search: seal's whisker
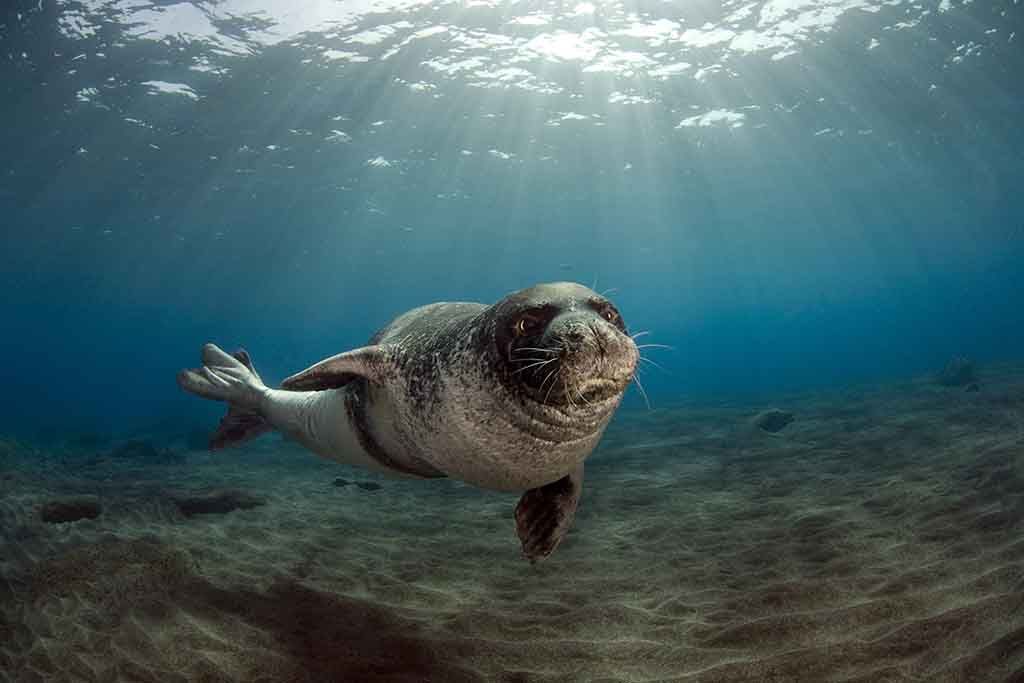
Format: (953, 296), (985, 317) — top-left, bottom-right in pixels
(513, 347), (559, 355)
(513, 359), (556, 375)
(575, 388), (593, 407)
(600, 287), (619, 297)
(638, 356), (668, 373)
(632, 374), (652, 410)
(512, 362), (553, 375)
(630, 330), (651, 340)
(541, 368), (561, 405)
(565, 385), (578, 410)
(636, 343), (674, 351)
(539, 366), (557, 391)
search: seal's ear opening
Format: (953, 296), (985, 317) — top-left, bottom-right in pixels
(281, 345), (393, 391)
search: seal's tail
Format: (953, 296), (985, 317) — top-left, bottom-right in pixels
(177, 343), (272, 450)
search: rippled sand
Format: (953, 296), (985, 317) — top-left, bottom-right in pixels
(2, 365), (1024, 682)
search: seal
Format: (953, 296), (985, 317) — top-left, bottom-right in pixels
(177, 282), (639, 562)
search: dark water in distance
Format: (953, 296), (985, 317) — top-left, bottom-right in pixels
(1, 0), (1022, 437)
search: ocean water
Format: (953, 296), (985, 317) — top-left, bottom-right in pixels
(3, 1), (1024, 681)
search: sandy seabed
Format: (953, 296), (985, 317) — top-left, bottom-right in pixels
(2, 365), (1024, 682)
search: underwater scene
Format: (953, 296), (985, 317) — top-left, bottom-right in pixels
(2, 0), (1024, 680)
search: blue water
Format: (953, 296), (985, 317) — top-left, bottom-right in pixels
(1, 0), (1022, 438)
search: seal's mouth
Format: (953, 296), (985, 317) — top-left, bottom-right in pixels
(574, 377), (622, 403)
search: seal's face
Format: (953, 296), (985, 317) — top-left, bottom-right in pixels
(491, 282), (639, 411)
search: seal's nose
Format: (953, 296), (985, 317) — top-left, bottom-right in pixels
(565, 325), (586, 345)
(550, 312), (617, 356)
(553, 315), (593, 353)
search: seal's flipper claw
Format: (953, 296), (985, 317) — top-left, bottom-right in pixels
(281, 345), (394, 391)
(515, 464), (584, 563)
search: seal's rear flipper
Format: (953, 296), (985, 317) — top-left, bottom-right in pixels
(515, 464), (584, 563)
(210, 403), (271, 450)
(177, 344), (271, 450)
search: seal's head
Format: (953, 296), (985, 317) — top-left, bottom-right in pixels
(488, 282), (639, 413)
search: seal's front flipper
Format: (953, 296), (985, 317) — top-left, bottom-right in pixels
(515, 464), (584, 563)
(281, 345), (396, 391)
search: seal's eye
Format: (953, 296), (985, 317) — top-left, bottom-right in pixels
(513, 315), (540, 337)
(600, 306), (620, 324)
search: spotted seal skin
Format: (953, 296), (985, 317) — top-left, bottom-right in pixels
(177, 282), (639, 561)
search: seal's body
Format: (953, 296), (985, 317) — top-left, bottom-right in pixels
(178, 282), (638, 561)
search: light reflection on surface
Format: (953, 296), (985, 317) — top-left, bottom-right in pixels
(55, 0), (993, 115)
(2, 0), (1016, 290)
